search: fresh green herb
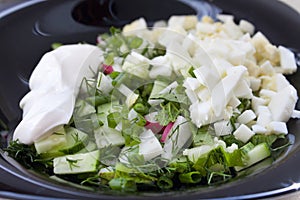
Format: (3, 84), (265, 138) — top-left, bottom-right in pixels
(250, 134), (285, 147)
(66, 157), (81, 170)
(193, 125), (214, 147)
(221, 135), (245, 147)
(155, 102), (181, 126)
(237, 98), (252, 112)
(188, 66), (196, 78)
(81, 174), (101, 186)
(5, 140), (52, 174)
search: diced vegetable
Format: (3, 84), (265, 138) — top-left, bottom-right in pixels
(53, 150), (100, 174)
(94, 126), (125, 149)
(235, 143), (271, 171)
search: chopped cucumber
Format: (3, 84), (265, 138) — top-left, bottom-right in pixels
(240, 142), (255, 154)
(97, 101), (119, 114)
(74, 99), (96, 118)
(235, 142), (271, 171)
(59, 127), (89, 154)
(97, 101), (121, 126)
(37, 127), (89, 158)
(78, 141), (97, 153)
(53, 150), (100, 174)
(94, 126), (125, 149)
(34, 127), (66, 154)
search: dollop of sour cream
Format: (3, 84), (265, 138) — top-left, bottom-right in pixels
(13, 44), (104, 144)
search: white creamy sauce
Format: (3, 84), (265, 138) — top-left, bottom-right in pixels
(13, 44), (104, 144)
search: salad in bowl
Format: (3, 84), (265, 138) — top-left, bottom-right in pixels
(6, 14), (299, 192)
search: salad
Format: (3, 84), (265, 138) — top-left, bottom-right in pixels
(7, 15), (299, 192)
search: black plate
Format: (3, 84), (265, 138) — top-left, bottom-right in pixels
(0, 0), (300, 199)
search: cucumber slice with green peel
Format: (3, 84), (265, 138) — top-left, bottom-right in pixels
(36, 127), (89, 158)
(240, 142), (255, 154)
(34, 127), (67, 154)
(235, 142), (271, 171)
(53, 150), (100, 174)
(59, 127), (89, 154)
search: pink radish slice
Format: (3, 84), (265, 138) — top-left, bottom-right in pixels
(145, 121), (164, 134)
(103, 64), (114, 75)
(160, 122), (174, 143)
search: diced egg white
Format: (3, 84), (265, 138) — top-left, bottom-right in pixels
(185, 89), (198, 103)
(234, 80), (253, 99)
(122, 18), (147, 36)
(239, 19), (255, 35)
(259, 89), (277, 99)
(251, 96), (267, 114)
(251, 124), (268, 134)
(189, 101), (214, 127)
(149, 56), (172, 78)
(184, 77), (202, 91)
(214, 120), (233, 136)
(278, 46), (297, 74)
(139, 129), (163, 161)
(122, 52), (150, 78)
(275, 73), (290, 91)
(267, 121), (288, 135)
(292, 110), (300, 119)
(256, 106), (273, 126)
(211, 66), (247, 117)
(228, 96), (241, 108)
(260, 61), (275, 76)
(193, 65), (220, 91)
(233, 124), (255, 143)
(217, 14), (234, 23)
(249, 77), (261, 91)
(168, 15), (198, 30)
(237, 110), (256, 124)
(268, 85), (298, 122)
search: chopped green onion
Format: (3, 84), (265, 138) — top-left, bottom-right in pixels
(133, 103), (148, 115)
(157, 176), (173, 190)
(109, 71), (120, 79)
(109, 178), (137, 192)
(179, 171), (202, 184)
(135, 114), (147, 126)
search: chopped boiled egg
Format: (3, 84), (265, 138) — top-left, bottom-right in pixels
(233, 124), (255, 143)
(268, 85), (298, 122)
(278, 46), (297, 74)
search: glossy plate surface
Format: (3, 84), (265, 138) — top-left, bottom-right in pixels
(0, 0), (299, 199)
